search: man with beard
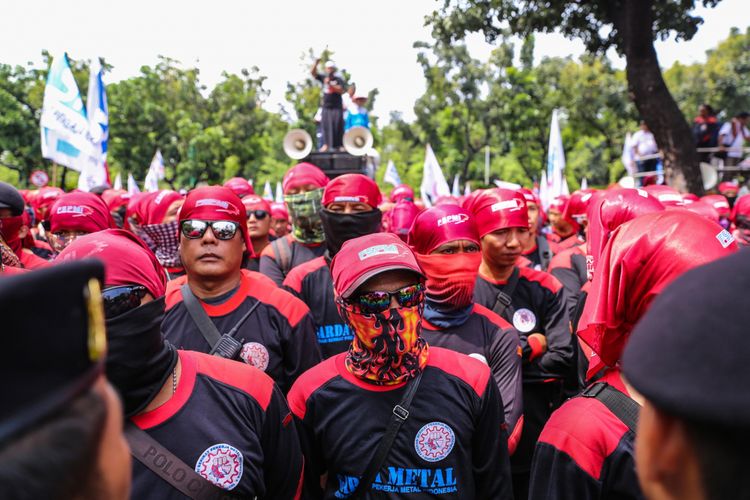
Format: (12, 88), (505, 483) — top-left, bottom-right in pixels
(0, 261), (131, 500)
(283, 174), (383, 358)
(260, 162), (329, 286)
(467, 188), (573, 500)
(57, 229), (304, 498)
(0, 181), (49, 269)
(288, 233), (513, 499)
(138, 190), (185, 279)
(161, 186), (320, 392)
(408, 204), (524, 454)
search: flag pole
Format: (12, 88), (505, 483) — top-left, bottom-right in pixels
(484, 145), (490, 185)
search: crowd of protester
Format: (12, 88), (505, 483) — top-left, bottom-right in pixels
(1, 162), (749, 500)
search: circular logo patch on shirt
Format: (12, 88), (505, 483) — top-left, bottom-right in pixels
(512, 308), (537, 333)
(415, 422), (455, 462)
(468, 353), (488, 365)
(195, 443), (243, 490)
(240, 342), (269, 371)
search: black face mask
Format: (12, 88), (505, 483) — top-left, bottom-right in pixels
(319, 208), (382, 256)
(105, 297), (177, 417)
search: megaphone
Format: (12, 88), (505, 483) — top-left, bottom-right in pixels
(343, 126), (373, 156)
(700, 162), (718, 191)
(283, 129), (313, 160)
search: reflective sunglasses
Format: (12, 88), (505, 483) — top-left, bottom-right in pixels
(347, 283), (424, 314)
(102, 285), (147, 319)
(180, 220), (239, 240)
(246, 210), (269, 220)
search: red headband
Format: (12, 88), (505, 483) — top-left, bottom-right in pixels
(178, 186), (253, 255)
(322, 174), (382, 208)
(466, 188), (529, 237)
(390, 184), (415, 203)
(142, 190), (183, 225)
(223, 177), (255, 198)
(731, 195), (750, 223)
(682, 201), (720, 224)
(701, 194), (731, 217)
(282, 162), (329, 194)
(49, 192), (116, 234)
(126, 192), (158, 225)
(408, 205), (479, 255)
(242, 195), (271, 213)
(386, 201), (421, 240)
(643, 185), (684, 207)
(270, 202), (289, 220)
(101, 189), (131, 212)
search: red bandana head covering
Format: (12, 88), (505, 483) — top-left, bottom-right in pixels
(682, 201), (720, 224)
(682, 193), (700, 204)
(331, 233), (428, 385)
(409, 205), (481, 308)
(179, 186), (253, 256)
(242, 195), (272, 214)
(579, 211), (737, 376)
(731, 195), (750, 245)
(49, 192), (116, 234)
(586, 188), (664, 279)
(465, 188), (528, 237)
(101, 189), (131, 212)
(643, 185), (684, 207)
(223, 177), (255, 199)
(390, 184), (415, 203)
(548, 195), (568, 214)
(385, 201), (421, 241)
(270, 202), (289, 220)
(563, 189), (597, 230)
(57, 228), (166, 298)
(701, 194), (731, 218)
(126, 192), (158, 226)
(718, 181), (739, 198)
(282, 162), (329, 194)
(31, 187), (64, 222)
(142, 190), (183, 225)
(322, 174), (381, 208)
(731, 195), (750, 223)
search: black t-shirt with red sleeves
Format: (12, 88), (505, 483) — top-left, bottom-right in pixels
(529, 369), (643, 500)
(287, 348), (513, 499)
(420, 304), (524, 454)
(548, 244), (588, 320)
(473, 267), (574, 383)
(162, 269), (322, 393)
(282, 255), (352, 359)
(259, 234), (327, 286)
(130, 350), (303, 499)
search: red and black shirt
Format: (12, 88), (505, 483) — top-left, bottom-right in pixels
(473, 267), (574, 382)
(163, 269), (322, 393)
(282, 256), (352, 359)
(421, 304), (524, 454)
(130, 350), (303, 499)
(548, 244), (588, 319)
(287, 348), (514, 499)
(259, 234), (326, 286)
(529, 369), (643, 500)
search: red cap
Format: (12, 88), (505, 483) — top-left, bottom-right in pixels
(385, 201), (421, 240)
(49, 192), (116, 234)
(322, 174), (382, 208)
(270, 202), (289, 220)
(242, 195), (271, 213)
(643, 185), (684, 207)
(731, 195), (750, 223)
(101, 189), (131, 212)
(57, 228), (166, 298)
(330, 233), (425, 299)
(178, 186), (253, 256)
(718, 181), (739, 197)
(579, 211), (737, 371)
(223, 177), (255, 198)
(142, 190), (183, 225)
(408, 205), (479, 255)
(466, 188), (529, 237)
(390, 184), (414, 203)
(282, 162), (329, 194)
(701, 194), (731, 217)
(682, 201), (720, 224)
(586, 188), (664, 278)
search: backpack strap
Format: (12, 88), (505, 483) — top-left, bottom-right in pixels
(491, 267), (520, 321)
(271, 236), (294, 277)
(536, 235), (552, 271)
(581, 382), (640, 433)
(570, 253), (588, 285)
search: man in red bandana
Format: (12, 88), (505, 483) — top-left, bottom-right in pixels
(529, 211), (737, 500)
(138, 190), (185, 279)
(0, 181), (49, 269)
(383, 199), (421, 242)
(242, 195), (273, 272)
(517, 187), (552, 271)
(161, 186), (321, 393)
(283, 174), (383, 358)
(260, 162), (329, 285)
(125, 192), (159, 251)
(58, 229), (303, 499)
(408, 204), (524, 454)
(101, 189), (131, 228)
(223, 177), (255, 198)
(546, 194), (586, 254)
(701, 193), (732, 229)
(730, 194), (750, 245)
(288, 233), (513, 499)
(47, 191), (116, 254)
(270, 202), (290, 238)
(467, 188), (573, 499)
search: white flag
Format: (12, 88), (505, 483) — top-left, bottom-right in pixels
(77, 58), (110, 192)
(113, 172), (122, 190)
(539, 170), (551, 211)
(621, 132), (635, 176)
(464, 181), (471, 197)
(420, 145), (451, 207)
(275, 182), (283, 203)
(127, 173), (141, 194)
(263, 181), (273, 201)
(144, 150), (164, 192)
(546, 109), (567, 202)
(41, 53), (98, 173)
(494, 180), (522, 190)
(383, 160), (401, 187)
(581, 177), (588, 190)
(452, 175), (461, 197)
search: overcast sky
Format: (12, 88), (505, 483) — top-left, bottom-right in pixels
(3, 0), (748, 122)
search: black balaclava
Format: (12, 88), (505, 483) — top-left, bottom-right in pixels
(319, 208), (382, 257)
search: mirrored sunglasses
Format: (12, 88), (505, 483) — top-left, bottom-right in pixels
(180, 220), (239, 240)
(102, 285), (147, 319)
(347, 283), (424, 314)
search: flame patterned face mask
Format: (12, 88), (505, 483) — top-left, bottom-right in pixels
(338, 300), (429, 386)
(284, 188), (325, 244)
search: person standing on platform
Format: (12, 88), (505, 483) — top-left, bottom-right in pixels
(311, 58), (346, 152)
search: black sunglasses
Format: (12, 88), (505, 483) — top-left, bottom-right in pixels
(102, 285), (147, 319)
(246, 210), (268, 220)
(346, 283), (424, 314)
(180, 220), (239, 240)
